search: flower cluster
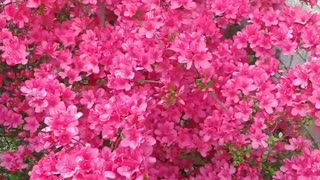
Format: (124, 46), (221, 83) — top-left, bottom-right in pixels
(0, 0), (320, 179)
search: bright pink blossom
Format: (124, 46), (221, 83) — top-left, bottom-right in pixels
(292, 66), (310, 88)
(82, 0), (97, 4)
(0, 37), (29, 66)
(0, 1), (320, 179)
(250, 130), (269, 149)
(24, 117), (40, 133)
(259, 93), (278, 114)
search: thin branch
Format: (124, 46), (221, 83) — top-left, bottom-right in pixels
(296, 51), (307, 62)
(137, 79), (164, 85)
(271, 120), (280, 133)
(276, 48), (289, 71)
(278, 57), (289, 71)
(72, 138), (86, 146)
(271, 75), (280, 84)
(98, 0), (106, 28)
(142, 80), (163, 84)
(209, 92), (230, 114)
(288, 55), (294, 69)
(301, 125), (319, 149)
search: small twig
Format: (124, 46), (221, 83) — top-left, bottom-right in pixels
(296, 50), (307, 62)
(271, 120), (280, 133)
(276, 49), (289, 71)
(72, 138), (86, 146)
(209, 92), (230, 114)
(138, 79), (164, 85)
(293, 12), (315, 29)
(279, 59), (289, 71)
(288, 55), (294, 69)
(301, 125), (319, 149)
(271, 75), (280, 84)
(98, 0), (106, 28)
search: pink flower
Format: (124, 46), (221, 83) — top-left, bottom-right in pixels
(154, 122), (177, 145)
(280, 40), (298, 55)
(29, 98), (49, 113)
(170, 0), (197, 10)
(250, 130), (269, 149)
(222, 80), (240, 104)
(169, 33), (190, 53)
(0, 106), (24, 128)
(120, 128), (143, 149)
(43, 104), (82, 146)
(82, 0), (97, 4)
(3, 4), (29, 28)
(217, 162), (236, 180)
(80, 90), (96, 109)
(178, 51), (212, 70)
(55, 23), (79, 47)
(234, 32), (248, 49)
(24, 117), (40, 133)
(292, 67), (309, 88)
(235, 77), (256, 96)
(55, 154), (79, 178)
(262, 11), (279, 26)
(301, 27), (319, 48)
(291, 102), (308, 117)
(117, 166), (134, 179)
(57, 131), (75, 146)
(59, 67), (82, 84)
(139, 20), (164, 39)
(107, 75), (132, 91)
(275, 150), (320, 179)
(27, 134), (49, 152)
(259, 93), (278, 114)
(21, 83), (49, 113)
(308, 89), (320, 109)
(234, 101), (253, 122)
(2, 1), (320, 179)
(0, 37), (28, 66)
(0, 152), (27, 173)
(194, 136), (212, 157)
(284, 136), (311, 152)
(26, 0), (56, 8)
(252, 114), (267, 130)
(123, 2), (139, 17)
(101, 124), (118, 139)
(26, 0), (42, 8)
(111, 54), (135, 80)
(193, 52), (212, 70)
(0, 154), (15, 170)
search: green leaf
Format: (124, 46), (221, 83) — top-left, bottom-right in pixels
(8, 174), (21, 180)
(249, 54), (257, 65)
(267, 166), (276, 176)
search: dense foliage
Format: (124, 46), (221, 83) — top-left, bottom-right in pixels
(0, 0), (320, 179)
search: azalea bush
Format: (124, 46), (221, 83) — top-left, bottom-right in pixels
(1, 0), (320, 179)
